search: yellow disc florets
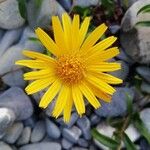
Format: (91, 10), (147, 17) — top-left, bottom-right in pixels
(55, 54), (85, 85)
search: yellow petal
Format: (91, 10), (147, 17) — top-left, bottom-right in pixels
(24, 69), (54, 80)
(52, 16), (67, 52)
(87, 82), (111, 102)
(25, 77), (55, 95)
(39, 79), (61, 108)
(86, 47), (120, 64)
(78, 17), (91, 49)
(15, 60), (48, 69)
(35, 28), (60, 56)
(82, 36), (117, 57)
(23, 50), (55, 63)
(62, 13), (72, 51)
(72, 85), (85, 115)
(87, 62), (121, 72)
(63, 96), (73, 123)
(92, 36), (117, 51)
(80, 23), (107, 52)
(71, 15), (80, 51)
(52, 85), (70, 118)
(92, 72), (123, 84)
(86, 74), (116, 95)
(79, 81), (101, 109)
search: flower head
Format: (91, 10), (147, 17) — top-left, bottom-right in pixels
(16, 13), (122, 122)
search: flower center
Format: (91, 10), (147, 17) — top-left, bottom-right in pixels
(55, 55), (85, 85)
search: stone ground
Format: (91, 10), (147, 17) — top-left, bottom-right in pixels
(0, 0), (150, 150)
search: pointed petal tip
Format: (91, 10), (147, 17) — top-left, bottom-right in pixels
(62, 12), (69, 18)
(39, 102), (47, 109)
(52, 111), (59, 119)
(15, 61), (19, 65)
(35, 27), (41, 31)
(35, 27), (43, 34)
(118, 79), (123, 84)
(102, 23), (108, 28)
(95, 104), (101, 109)
(15, 60), (23, 65)
(22, 49), (31, 54)
(64, 119), (70, 124)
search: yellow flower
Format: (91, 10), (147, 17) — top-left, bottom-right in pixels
(16, 13), (122, 122)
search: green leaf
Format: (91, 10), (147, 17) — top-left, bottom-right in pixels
(126, 93), (133, 116)
(123, 132), (137, 150)
(34, 0), (43, 8)
(101, 0), (115, 17)
(133, 112), (150, 144)
(136, 21), (150, 27)
(137, 4), (150, 15)
(28, 37), (40, 42)
(107, 118), (125, 129)
(123, 0), (129, 8)
(73, 6), (91, 19)
(101, 0), (114, 6)
(91, 128), (119, 149)
(17, 0), (27, 19)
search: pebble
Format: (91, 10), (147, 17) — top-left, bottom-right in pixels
(0, 108), (16, 133)
(30, 120), (46, 143)
(109, 25), (120, 34)
(57, 0), (71, 10)
(0, 44), (25, 75)
(67, 113), (79, 128)
(0, 87), (33, 120)
(23, 115), (37, 129)
(141, 82), (150, 94)
(0, 0), (25, 29)
(136, 66), (150, 83)
(95, 123), (140, 150)
(0, 42), (44, 75)
(95, 87), (134, 117)
(24, 38), (44, 52)
(0, 27), (23, 56)
(17, 127), (31, 146)
(120, 0), (150, 63)
(110, 60), (129, 80)
(140, 108), (150, 133)
(21, 27), (44, 52)
(89, 145), (97, 150)
(125, 124), (140, 142)
(116, 49), (133, 64)
(62, 138), (73, 149)
(73, 0), (99, 7)
(140, 138), (150, 150)
(0, 29), (5, 40)
(56, 112), (78, 128)
(71, 147), (88, 150)
(95, 123), (116, 150)
(45, 100), (55, 116)
(41, 135), (52, 142)
(78, 138), (89, 148)
(0, 27), (23, 57)
(27, 0), (65, 29)
(0, 142), (13, 150)
(19, 142), (61, 150)
(62, 126), (82, 143)
(3, 122), (24, 144)
(2, 69), (26, 88)
(45, 118), (61, 139)
(77, 116), (91, 140)
(11, 146), (18, 150)
(90, 114), (101, 126)
(19, 26), (35, 44)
